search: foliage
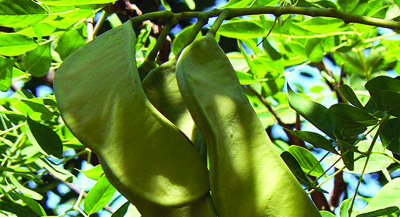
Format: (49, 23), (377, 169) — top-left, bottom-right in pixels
(0, 0), (399, 217)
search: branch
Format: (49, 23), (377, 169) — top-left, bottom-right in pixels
(131, 6), (400, 30)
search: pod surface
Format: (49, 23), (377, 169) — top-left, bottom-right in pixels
(176, 35), (321, 217)
(54, 21), (209, 207)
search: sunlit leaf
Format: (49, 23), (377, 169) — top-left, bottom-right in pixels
(219, 20), (267, 39)
(24, 43), (52, 77)
(288, 146), (326, 177)
(288, 86), (335, 139)
(357, 178), (400, 217)
(0, 56), (14, 91)
(286, 130), (338, 154)
(0, 33), (37, 56)
(0, 0), (47, 28)
(84, 175), (116, 215)
(39, 0), (117, 6)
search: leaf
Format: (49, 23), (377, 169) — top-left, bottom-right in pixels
(36, 158), (75, 182)
(338, 140), (355, 171)
(339, 198), (352, 217)
(221, 0), (254, 8)
(11, 99), (55, 121)
(84, 175), (116, 216)
(326, 141), (393, 174)
(296, 17), (345, 33)
(8, 174), (43, 200)
(0, 200), (40, 217)
(339, 84), (364, 110)
(0, 0), (48, 28)
(357, 178), (400, 217)
(365, 76), (400, 111)
(111, 202), (130, 217)
(380, 90), (400, 117)
(380, 117), (400, 153)
(280, 151), (314, 188)
(183, 0), (196, 10)
(79, 165), (104, 180)
(320, 210), (336, 217)
(305, 38), (323, 62)
(24, 43), (52, 77)
(55, 27), (86, 60)
(218, 20), (267, 39)
(39, 0), (117, 6)
(172, 24), (201, 55)
(288, 146), (326, 177)
(14, 193), (46, 216)
(26, 116), (63, 158)
(286, 130), (338, 154)
(338, 0), (360, 12)
(0, 56), (14, 91)
(288, 85), (335, 139)
(329, 104), (378, 126)
(0, 33), (37, 56)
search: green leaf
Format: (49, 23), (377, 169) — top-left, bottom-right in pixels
(0, 56), (14, 91)
(305, 38), (324, 62)
(183, 0), (196, 10)
(11, 99), (55, 121)
(287, 146), (326, 177)
(160, 0), (171, 11)
(339, 198), (352, 217)
(329, 104), (378, 126)
(36, 158), (75, 182)
(0, 0), (47, 28)
(339, 84), (364, 109)
(380, 117), (400, 152)
(221, 0), (254, 8)
(14, 193), (46, 216)
(218, 20), (267, 39)
(24, 43), (51, 77)
(357, 178), (400, 217)
(296, 17), (345, 33)
(320, 210), (336, 217)
(326, 141), (393, 174)
(338, 140), (355, 171)
(251, 0), (280, 7)
(26, 116), (63, 158)
(8, 174), (43, 200)
(55, 27), (86, 60)
(0, 200), (40, 217)
(79, 165), (104, 180)
(286, 130), (338, 154)
(380, 90), (400, 117)
(0, 33), (37, 56)
(280, 151), (314, 188)
(111, 202), (130, 217)
(172, 24), (201, 55)
(84, 175), (116, 216)
(288, 85), (335, 139)
(365, 76), (400, 111)
(338, 0), (360, 12)
(39, 0), (117, 6)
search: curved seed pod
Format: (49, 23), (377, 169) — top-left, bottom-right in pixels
(142, 59), (194, 137)
(54, 21), (209, 207)
(176, 34), (321, 217)
(138, 59), (157, 80)
(142, 60), (208, 162)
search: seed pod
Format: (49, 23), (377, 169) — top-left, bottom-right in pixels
(54, 21), (209, 208)
(176, 34), (321, 217)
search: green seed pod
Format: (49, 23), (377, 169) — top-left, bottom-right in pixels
(54, 21), (209, 208)
(143, 60), (208, 162)
(176, 34), (321, 217)
(138, 59), (157, 80)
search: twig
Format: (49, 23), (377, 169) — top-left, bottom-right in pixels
(131, 6), (400, 30)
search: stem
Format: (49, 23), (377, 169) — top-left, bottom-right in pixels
(146, 19), (177, 62)
(177, 14), (209, 56)
(347, 114), (391, 217)
(131, 6), (400, 30)
(207, 9), (231, 37)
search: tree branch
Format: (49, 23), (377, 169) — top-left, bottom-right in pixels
(131, 6), (400, 30)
